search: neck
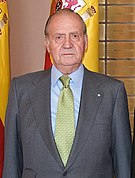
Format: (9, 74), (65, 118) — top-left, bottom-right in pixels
(55, 64), (81, 75)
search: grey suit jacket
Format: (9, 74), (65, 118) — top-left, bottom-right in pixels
(2, 67), (132, 178)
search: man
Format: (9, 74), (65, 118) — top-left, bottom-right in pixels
(2, 9), (131, 178)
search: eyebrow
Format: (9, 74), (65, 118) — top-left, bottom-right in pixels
(54, 31), (80, 35)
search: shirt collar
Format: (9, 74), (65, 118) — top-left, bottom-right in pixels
(51, 64), (84, 88)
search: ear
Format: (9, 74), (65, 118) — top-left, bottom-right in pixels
(44, 37), (50, 53)
(84, 34), (88, 50)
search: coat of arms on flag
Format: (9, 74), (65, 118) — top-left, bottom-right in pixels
(53, 0), (96, 22)
(0, 11), (8, 35)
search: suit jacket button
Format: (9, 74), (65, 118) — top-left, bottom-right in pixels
(63, 171), (67, 176)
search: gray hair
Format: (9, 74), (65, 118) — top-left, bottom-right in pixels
(44, 8), (87, 36)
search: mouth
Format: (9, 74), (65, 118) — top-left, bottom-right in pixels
(62, 53), (74, 56)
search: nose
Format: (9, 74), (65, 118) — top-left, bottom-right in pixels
(63, 36), (73, 48)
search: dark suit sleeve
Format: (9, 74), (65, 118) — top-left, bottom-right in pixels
(2, 79), (23, 178)
(132, 109), (135, 178)
(112, 82), (132, 178)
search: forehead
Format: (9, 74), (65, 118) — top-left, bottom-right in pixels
(47, 12), (83, 34)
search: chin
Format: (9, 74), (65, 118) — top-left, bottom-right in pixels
(61, 58), (78, 64)
(62, 62), (78, 66)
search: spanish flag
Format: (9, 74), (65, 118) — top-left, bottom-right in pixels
(0, 1), (10, 177)
(45, 0), (99, 72)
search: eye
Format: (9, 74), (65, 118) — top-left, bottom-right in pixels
(71, 33), (79, 41)
(55, 35), (64, 42)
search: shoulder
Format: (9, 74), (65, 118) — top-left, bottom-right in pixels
(11, 69), (51, 90)
(84, 67), (125, 92)
(84, 67), (123, 84)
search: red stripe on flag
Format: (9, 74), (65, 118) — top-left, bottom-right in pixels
(44, 0), (63, 70)
(44, 50), (52, 70)
(0, 119), (4, 178)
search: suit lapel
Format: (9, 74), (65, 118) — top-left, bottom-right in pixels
(66, 68), (104, 169)
(29, 70), (63, 167)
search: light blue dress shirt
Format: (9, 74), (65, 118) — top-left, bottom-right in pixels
(51, 64), (84, 135)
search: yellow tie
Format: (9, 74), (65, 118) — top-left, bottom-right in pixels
(55, 75), (75, 166)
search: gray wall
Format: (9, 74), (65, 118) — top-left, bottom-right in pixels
(7, 0), (50, 78)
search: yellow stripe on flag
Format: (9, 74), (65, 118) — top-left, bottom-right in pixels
(76, 0), (99, 72)
(0, 1), (10, 125)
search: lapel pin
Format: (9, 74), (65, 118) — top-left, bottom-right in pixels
(97, 93), (101, 97)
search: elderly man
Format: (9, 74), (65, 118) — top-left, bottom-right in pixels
(2, 9), (131, 178)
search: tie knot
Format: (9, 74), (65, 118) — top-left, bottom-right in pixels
(60, 75), (70, 87)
